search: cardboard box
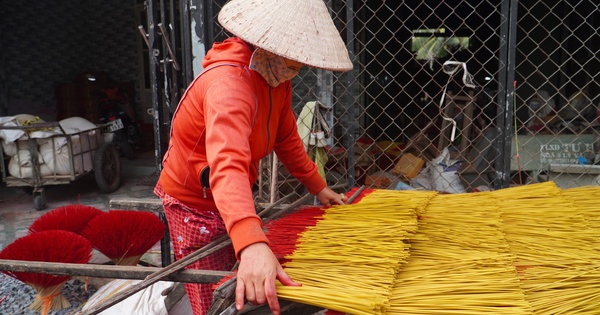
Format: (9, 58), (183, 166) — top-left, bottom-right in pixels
(365, 171), (400, 189)
(392, 153), (425, 179)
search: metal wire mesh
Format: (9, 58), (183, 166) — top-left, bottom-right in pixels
(201, 0), (598, 201)
(514, 0), (599, 188)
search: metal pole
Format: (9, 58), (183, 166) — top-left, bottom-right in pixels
(148, 0), (166, 172)
(494, 0), (518, 190)
(269, 153), (278, 204)
(345, 0), (356, 188)
(168, 0), (182, 105)
(180, 0), (194, 86)
(501, 0), (519, 188)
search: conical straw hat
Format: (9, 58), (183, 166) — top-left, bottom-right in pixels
(218, 0), (353, 72)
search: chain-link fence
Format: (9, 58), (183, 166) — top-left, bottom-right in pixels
(514, 0), (599, 188)
(198, 0), (598, 202)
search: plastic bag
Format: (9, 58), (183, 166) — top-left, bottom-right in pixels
(429, 148), (466, 194)
(82, 279), (172, 315)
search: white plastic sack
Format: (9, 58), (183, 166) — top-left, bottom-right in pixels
(59, 117), (97, 172)
(8, 149), (52, 178)
(37, 117), (98, 175)
(39, 135), (96, 175)
(39, 141), (73, 175)
(59, 116), (98, 134)
(0, 114), (43, 143)
(82, 279), (172, 315)
(429, 148), (466, 194)
(2, 139), (28, 157)
(27, 116), (97, 139)
(410, 170), (433, 190)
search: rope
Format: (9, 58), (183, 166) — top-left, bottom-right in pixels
(439, 60), (476, 144)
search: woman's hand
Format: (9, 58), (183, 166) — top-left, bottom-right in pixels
(316, 186), (348, 207)
(236, 243), (301, 315)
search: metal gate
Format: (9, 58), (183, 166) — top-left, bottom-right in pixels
(147, 0), (599, 202)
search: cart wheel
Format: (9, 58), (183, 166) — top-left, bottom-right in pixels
(33, 191), (46, 211)
(95, 142), (121, 193)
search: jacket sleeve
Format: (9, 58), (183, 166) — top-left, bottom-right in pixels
(273, 85), (327, 195)
(203, 73), (269, 258)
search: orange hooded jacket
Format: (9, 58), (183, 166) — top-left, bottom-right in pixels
(158, 37), (327, 256)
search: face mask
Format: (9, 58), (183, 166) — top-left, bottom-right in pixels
(250, 49), (300, 87)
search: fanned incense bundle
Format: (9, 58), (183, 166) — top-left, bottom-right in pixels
(0, 230), (92, 315)
(81, 210), (166, 266)
(28, 204), (104, 234)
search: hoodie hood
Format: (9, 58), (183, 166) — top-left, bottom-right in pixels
(202, 37), (254, 69)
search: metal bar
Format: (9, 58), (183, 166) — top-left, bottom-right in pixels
(501, 0), (519, 188)
(158, 212), (172, 266)
(0, 122), (60, 129)
(158, 23), (181, 71)
(205, 0), (215, 47)
(258, 159), (264, 201)
(137, 25), (151, 50)
(494, 0), (519, 189)
(180, 0), (194, 86)
(259, 191), (294, 215)
(138, 25), (162, 67)
(167, 0), (182, 112)
(0, 259), (230, 283)
(345, 0), (356, 188)
(494, 0), (511, 190)
(27, 137), (42, 190)
(147, 0), (166, 172)
(159, 0), (173, 115)
(347, 185), (366, 204)
(269, 153), (278, 203)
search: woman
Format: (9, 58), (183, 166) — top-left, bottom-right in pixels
(155, 0), (353, 314)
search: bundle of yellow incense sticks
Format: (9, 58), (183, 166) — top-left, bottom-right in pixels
(389, 192), (532, 315)
(266, 182), (600, 315)
(270, 189), (435, 315)
(495, 182), (600, 314)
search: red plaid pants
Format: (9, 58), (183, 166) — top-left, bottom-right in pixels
(155, 183), (236, 315)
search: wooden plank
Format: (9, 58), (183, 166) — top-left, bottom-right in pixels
(244, 301), (323, 315)
(110, 197), (164, 212)
(164, 283), (188, 311)
(0, 259), (231, 283)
